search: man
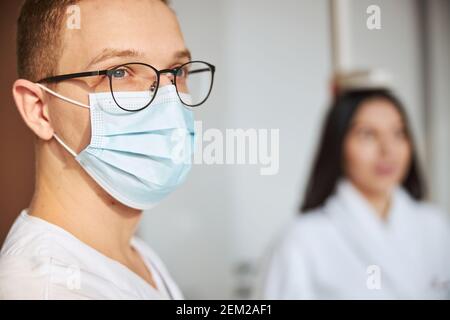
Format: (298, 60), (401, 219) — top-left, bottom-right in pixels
(0, 0), (215, 299)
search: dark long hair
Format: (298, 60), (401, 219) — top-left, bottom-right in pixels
(300, 89), (425, 213)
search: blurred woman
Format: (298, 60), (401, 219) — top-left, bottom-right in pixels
(259, 88), (450, 299)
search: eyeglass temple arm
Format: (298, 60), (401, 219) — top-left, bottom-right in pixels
(38, 70), (109, 83)
(188, 68), (214, 75)
(159, 66), (215, 76)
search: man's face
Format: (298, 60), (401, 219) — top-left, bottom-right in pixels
(48, 0), (189, 153)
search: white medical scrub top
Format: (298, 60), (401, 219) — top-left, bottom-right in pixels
(0, 210), (183, 300)
(258, 179), (450, 299)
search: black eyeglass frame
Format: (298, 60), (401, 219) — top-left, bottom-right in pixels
(38, 60), (216, 112)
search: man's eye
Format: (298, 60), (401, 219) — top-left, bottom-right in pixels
(176, 67), (188, 78)
(112, 69), (128, 79)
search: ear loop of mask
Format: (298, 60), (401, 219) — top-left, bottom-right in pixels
(36, 83), (90, 157)
(36, 83), (90, 108)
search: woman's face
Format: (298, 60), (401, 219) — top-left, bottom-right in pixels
(343, 98), (412, 196)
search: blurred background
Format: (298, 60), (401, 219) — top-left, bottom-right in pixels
(0, 0), (449, 299)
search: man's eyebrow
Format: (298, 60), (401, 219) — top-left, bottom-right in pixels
(85, 48), (192, 70)
(175, 49), (192, 61)
(85, 48), (144, 69)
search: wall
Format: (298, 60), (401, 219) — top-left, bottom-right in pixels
(425, 0), (450, 211)
(0, 1), (35, 245)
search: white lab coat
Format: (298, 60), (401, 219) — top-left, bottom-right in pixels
(258, 179), (450, 299)
(0, 210), (183, 300)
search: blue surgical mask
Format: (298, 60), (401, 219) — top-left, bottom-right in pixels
(37, 84), (195, 210)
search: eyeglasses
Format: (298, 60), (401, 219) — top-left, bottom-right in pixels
(38, 61), (216, 112)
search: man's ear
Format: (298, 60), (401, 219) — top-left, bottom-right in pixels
(12, 79), (54, 140)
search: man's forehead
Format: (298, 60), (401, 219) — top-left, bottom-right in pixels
(60, 0), (187, 71)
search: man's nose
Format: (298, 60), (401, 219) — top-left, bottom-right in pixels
(159, 73), (175, 86)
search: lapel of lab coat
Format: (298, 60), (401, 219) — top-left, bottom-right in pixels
(325, 179), (422, 298)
